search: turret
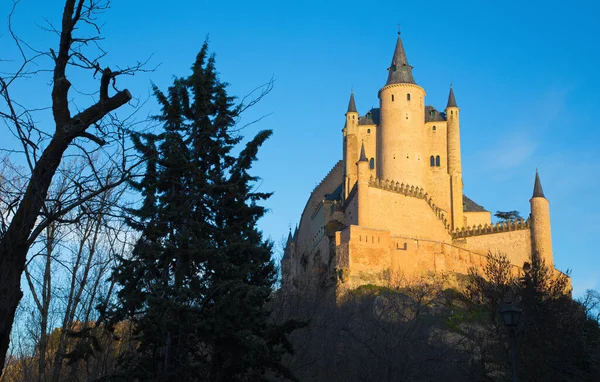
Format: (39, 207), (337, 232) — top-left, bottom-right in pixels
(343, 91), (360, 199)
(377, 32), (426, 186)
(530, 170), (554, 268)
(446, 85), (463, 229)
(357, 142), (370, 226)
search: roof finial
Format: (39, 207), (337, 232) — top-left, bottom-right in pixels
(359, 140), (368, 162)
(532, 169), (546, 198)
(347, 91), (357, 113)
(397, 23), (401, 35)
(386, 29), (416, 85)
(447, 84), (458, 108)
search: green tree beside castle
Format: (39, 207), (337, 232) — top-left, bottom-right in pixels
(107, 42), (298, 381)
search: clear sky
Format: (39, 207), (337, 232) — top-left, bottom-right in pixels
(2, 0), (600, 296)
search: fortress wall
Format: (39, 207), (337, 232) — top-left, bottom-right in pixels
(337, 226), (524, 291)
(365, 187), (451, 241)
(464, 211), (492, 227)
(295, 161), (343, 258)
(343, 191), (358, 227)
(340, 226), (393, 289)
(460, 229), (532, 269)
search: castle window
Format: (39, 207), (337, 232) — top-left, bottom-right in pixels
(367, 128), (371, 134)
(407, 93), (411, 101)
(369, 158), (375, 169)
(436, 155), (441, 167)
(391, 94), (395, 102)
(406, 113), (408, 119)
(432, 125), (436, 131)
(451, 110), (453, 115)
(430, 156), (435, 167)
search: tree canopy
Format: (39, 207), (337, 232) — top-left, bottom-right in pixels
(107, 42), (297, 381)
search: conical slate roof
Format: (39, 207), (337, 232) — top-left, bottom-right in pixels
(386, 33), (416, 85)
(359, 141), (368, 162)
(447, 85), (458, 108)
(347, 91), (357, 113)
(533, 170), (545, 198)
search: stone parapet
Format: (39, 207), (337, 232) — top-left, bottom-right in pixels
(452, 219), (530, 239)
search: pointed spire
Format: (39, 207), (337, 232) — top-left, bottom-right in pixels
(287, 229), (293, 244)
(532, 170), (546, 198)
(386, 32), (416, 85)
(347, 91), (357, 113)
(447, 84), (458, 108)
(359, 141), (368, 162)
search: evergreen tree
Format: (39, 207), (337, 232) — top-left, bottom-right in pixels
(108, 42), (297, 381)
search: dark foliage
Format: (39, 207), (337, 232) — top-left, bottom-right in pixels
(494, 210), (522, 222)
(106, 42), (298, 381)
(464, 253), (600, 381)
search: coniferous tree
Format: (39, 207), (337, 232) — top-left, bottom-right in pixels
(107, 42), (297, 381)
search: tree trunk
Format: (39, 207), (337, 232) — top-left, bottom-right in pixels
(0, 135), (69, 374)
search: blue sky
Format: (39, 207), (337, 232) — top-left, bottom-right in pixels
(2, 0), (600, 296)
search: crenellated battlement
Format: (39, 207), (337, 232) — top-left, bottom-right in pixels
(452, 219), (530, 239)
(310, 161), (343, 196)
(368, 176), (452, 231)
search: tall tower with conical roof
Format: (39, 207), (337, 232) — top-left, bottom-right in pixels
(343, 91), (359, 198)
(377, 32), (427, 186)
(446, 85), (463, 229)
(530, 170), (554, 268)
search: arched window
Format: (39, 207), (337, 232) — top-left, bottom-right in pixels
(407, 93), (411, 101)
(432, 125), (436, 131)
(436, 155), (441, 167)
(391, 94), (395, 102)
(430, 156), (435, 167)
(369, 158), (375, 169)
(367, 128), (371, 134)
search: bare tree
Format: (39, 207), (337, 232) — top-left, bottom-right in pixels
(0, 0), (149, 373)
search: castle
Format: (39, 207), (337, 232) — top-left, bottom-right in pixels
(282, 32), (557, 292)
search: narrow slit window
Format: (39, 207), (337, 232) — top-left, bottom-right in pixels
(407, 93), (411, 101)
(369, 158), (375, 169)
(436, 155), (441, 167)
(391, 94), (395, 102)
(430, 156), (435, 167)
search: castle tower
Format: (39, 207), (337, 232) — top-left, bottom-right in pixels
(357, 142), (370, 226)
(377, 32), (426, 186)
(530, 171), (554, 268)
(446, 85), (464, 229)
(343, 91), (359, 198)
